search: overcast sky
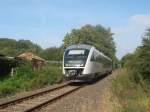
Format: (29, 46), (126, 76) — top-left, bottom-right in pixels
(0, 0), (150, 59)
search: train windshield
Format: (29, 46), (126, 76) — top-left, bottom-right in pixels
(64, 49), (89, 67)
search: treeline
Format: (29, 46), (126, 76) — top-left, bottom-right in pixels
(0, 39), (42, 57)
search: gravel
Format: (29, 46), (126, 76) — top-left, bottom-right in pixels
(41, 73), (114, 112)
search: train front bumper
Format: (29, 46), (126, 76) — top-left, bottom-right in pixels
(64, 67), (93, 81)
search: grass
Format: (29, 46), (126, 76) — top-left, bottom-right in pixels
(0, 61), (62, 98)
(112, 69), (150, 112)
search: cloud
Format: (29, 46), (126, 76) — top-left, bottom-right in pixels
(113, 13), (150, 36)
(130, 13), (150, 26)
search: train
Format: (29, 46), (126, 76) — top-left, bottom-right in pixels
(62, 44), (113, 82)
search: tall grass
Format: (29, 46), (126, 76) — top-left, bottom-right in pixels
(0, 61), (62, 98)
(112, 69), (150, 112)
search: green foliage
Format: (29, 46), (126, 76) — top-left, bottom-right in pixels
(42, 47), (63, 61)
(121, 53), (134, 67)
(0, 38), (43, 57)
(112, 69), (150, 112)
(0, 61), (62, 97)
(63, 24), (116, 60)
(29, 66), (62, 89)
(45, 61), (62, 67)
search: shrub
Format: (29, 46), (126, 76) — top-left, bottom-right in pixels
(0, 61), (62, 98)
(112, 69), (150, 112)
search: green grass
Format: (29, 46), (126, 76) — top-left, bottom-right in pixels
(0, 61), (62, 98)
(112, 69), (150, 112)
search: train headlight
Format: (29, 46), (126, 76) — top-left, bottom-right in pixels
(65, 64), (71, 67)
(65, 63), (84, 67)
(66, 70), (77, 76)
(65, 64), (69, 66)
(80, 63), (84, 66)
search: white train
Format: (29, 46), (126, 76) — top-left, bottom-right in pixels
(63, 44), (113, 81)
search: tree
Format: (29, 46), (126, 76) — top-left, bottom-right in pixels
(0, 38), (43, 57)
(121, 53), (134, 67)
(42, 47), (63, 61)
(17, 40), (43, 56)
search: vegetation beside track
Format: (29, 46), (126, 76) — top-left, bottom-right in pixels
(112, 29), (150, 112)
(112, 69), (150, 112)
(0, 61), (62, 98)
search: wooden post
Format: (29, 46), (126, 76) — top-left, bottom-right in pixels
(11, 68), (14, 77)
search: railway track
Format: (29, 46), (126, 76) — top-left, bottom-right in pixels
(0, 82), (85, 112)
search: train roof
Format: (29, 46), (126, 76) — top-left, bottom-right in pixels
(66, 44), (93, 50)
(99, 52), (112, 61)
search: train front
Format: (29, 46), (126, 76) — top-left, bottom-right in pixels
(63, 47), (90, 80)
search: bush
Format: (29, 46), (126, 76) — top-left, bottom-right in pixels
(0, 61), (62, 98)
(112, 69), (150, 112)
(28, 66), (62, 89)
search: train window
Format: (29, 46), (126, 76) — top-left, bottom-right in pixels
(102, 58), (111, 68)
(96, 55), (103, 63)
(64, 49), (89, 62)
(91, 51), (101, 62)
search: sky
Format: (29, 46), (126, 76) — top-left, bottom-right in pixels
(0, 0), (150, 59)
